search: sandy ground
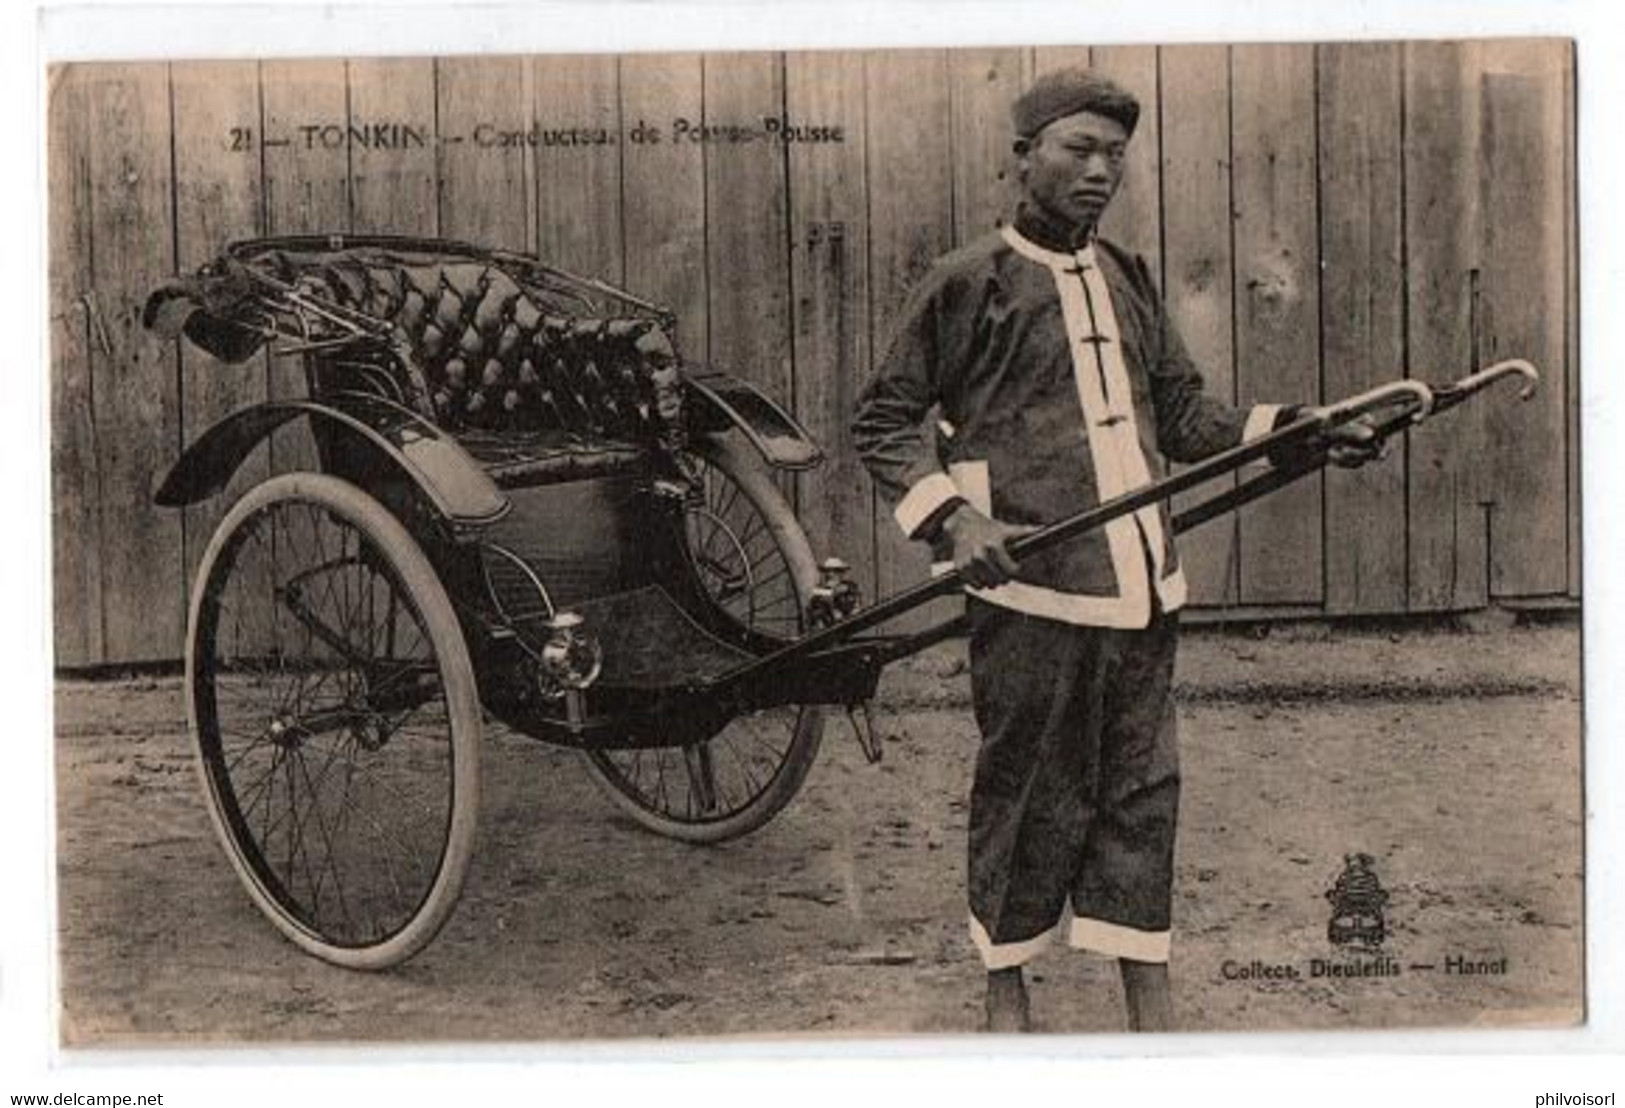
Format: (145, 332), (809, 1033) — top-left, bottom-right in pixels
(54, 620), (1584, 1045)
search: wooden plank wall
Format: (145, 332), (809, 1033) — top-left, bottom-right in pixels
(47, 41), (1579, 667)
(1319, 43), (1407, 615)
(1160, 45), (1239, 606)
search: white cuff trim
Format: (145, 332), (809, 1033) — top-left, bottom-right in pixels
(1242, 403), (1284, 445)
(970, 913), (1058, 970)
(894, 472), (961, 538)
(1155, 566), (1189, 612)
(1068, 916), (1171, 963)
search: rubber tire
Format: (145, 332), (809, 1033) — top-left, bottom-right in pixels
(580, 433), (826, 843)
(187, 473), (482, 970)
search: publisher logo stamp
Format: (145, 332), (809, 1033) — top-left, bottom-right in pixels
(1325, 852), (1390, 949)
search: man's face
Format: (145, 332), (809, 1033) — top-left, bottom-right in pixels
(1015, 110), (1128, 232)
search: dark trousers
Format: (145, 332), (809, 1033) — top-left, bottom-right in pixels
(966, 598), (1180, 968)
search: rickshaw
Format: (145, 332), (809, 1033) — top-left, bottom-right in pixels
(145, 234), (1537, 969)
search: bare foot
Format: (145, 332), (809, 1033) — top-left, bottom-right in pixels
(983, 967), (1032, 1032)
(1119, 959), (1172, 1032)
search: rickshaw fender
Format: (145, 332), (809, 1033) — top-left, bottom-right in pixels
(153, 399), (510, 530)
(684, 370), (824, 470)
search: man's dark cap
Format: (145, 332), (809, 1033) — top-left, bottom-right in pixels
(1012, 67), (1140, 139)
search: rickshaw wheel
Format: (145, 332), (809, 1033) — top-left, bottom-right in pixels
(187, 473), (481, 969)
(582, 433), (825, 843)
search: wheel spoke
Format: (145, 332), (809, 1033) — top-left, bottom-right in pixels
(292, 733), (354, 926)
(233, 743), (286, 823)
(681, 744), (719, 814)
(220, 730), (275, 777)
(719, 735), (764, 803)
(332, 788), (421, 897)
(341, 766), (448, 837)
(730, 510), (768, 553)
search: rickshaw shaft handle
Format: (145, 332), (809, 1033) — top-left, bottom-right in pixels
(708, 371), (1517, 688)
(1175, 360), (1538, 534)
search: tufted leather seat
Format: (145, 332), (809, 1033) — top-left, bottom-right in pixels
(259, 250), (677, 451)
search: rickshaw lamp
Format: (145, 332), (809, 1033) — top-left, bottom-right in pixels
(537, 611), (603, 699)
(809, 557), (861, 627)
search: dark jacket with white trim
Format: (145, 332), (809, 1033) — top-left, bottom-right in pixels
(852, 220), (1279, 628)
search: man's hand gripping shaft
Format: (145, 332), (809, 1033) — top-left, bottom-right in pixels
(942, 505), (1038, 588)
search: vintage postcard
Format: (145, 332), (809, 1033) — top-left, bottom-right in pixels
(46, 37), (1582, 1047)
